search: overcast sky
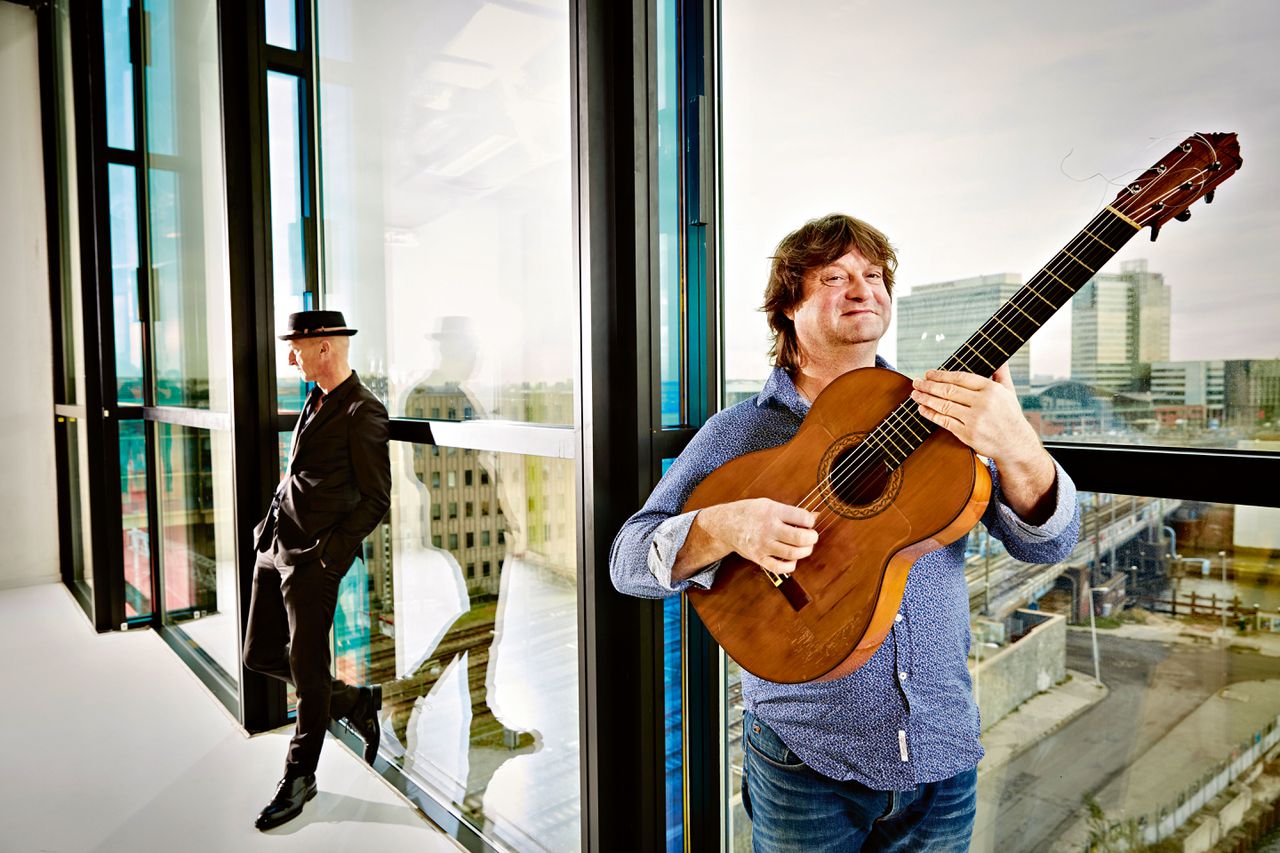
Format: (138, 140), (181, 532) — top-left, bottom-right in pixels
(720, 0), (1279, 382)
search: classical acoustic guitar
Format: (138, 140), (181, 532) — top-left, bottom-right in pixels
(684, 132), (1242, 684)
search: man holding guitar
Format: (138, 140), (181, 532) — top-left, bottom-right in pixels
(610, 214), (1081, 851)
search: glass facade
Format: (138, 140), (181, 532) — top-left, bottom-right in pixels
(333, 444), (579, 851)
(309, 3), (582, 846)
(62, 418), (95, 594)
(719, 2), (1280, 848)
(120, 420), (151, 618)
(157, 424), (237, 682)
(266, 69), (309, 411)
(53, 0), (85, 406)
(315, 0), (575, 425)
(718, 491), (1280, 850)
(264, 0), (298, 50)
(143, 0), (231, 411)
(107, 163), (144, 403)
(973, 494), (1280, 851)
(102, 0), (134, 151)
(657, 0), (682, 429)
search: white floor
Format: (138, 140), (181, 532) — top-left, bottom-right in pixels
(0, 583), (464, 853)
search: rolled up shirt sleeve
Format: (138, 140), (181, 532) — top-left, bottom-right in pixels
(609, 486), (722, 599)
(609, 410), (750, 599)
(648, 512), (720, 592)
(608, 390), (799, 601)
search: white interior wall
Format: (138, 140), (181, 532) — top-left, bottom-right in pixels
(0, 4), (61, 589)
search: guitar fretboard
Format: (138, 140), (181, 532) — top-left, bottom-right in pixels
(867, 206), (1142, 470)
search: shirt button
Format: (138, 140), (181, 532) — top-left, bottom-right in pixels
(895, 613), (903, 623)
(899, 671), (909, 681)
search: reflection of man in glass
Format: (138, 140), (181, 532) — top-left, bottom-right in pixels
(242, 310), (391, 831)
(610, 215), (1080, 851)
(393, 315), (539, 816)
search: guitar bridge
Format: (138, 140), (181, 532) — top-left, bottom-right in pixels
(778, 575), (811, 610)
(762, 569), (811, 610)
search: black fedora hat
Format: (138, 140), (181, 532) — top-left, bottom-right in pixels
(278, 310), (358, 341)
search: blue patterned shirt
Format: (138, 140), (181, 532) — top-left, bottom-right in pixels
(609, 362), (1080, 790)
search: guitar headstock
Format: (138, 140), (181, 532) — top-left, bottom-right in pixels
(1110, 132), (1242, 241)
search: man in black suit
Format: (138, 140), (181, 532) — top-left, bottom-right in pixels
(243, 310), (392, 831)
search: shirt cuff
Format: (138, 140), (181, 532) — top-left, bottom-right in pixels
(648, 511), (720, 592)
(992, 458), (1077, 542)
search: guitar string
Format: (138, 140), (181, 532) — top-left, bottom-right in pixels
(780, 150), (1217, 548)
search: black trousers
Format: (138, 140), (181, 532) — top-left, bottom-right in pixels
(243, 547), (361, 776)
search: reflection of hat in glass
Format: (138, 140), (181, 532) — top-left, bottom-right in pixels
(278, 310), (359, 340)
(429, 316), (477, 340)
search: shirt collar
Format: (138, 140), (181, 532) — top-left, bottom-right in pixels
(756, 356), (893, 418)
(313, 370), (359, 400)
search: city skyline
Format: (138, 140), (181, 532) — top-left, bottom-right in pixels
(721, 0), (1279, 385)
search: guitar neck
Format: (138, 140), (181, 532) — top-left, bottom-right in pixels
(869, 206), (1142, 470)
(939, 206), (1141, 375)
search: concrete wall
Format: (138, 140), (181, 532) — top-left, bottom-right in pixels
(1183, 816), (1218, 853)
(0, 4), (60, 590)
(1219, 787), (1252, 834)
(972, 610), (1067, 731)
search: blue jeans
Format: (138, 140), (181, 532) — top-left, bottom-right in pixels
(742, 711), (976, 852)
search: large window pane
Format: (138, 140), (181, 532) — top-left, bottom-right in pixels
(102, 0), (135, 150)
(143, 0), (231, 411)
(156, 425), (237, 683)
(973, 494), (1280, 850)
(266, 70), (309, 411)
(53, 0), (85, 405)
(656, 0), (681, 428)
(120, 420), (151, 618)
(316, 0), (575, 425)
(720, 2), (1279, 451)
(333, 438), (579, 851)
(108, 163), (144, 403)
(62, 418), (95, 594)
(264, 0), (298, 50)
(720, 487), (1280, 849)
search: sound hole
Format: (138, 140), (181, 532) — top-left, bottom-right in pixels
(818, 433), (903, 520)
(830, 445), (891, 507)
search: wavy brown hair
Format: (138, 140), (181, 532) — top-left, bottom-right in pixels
(763, 213), (898, 374)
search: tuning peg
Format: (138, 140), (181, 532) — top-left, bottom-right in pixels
(1205, 190), (1215, 204)
(1174, 209), (1192, 222)
(1149, 224), (1160, 242)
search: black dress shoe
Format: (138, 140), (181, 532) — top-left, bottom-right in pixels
(254, 773), (317, 831)
(347, 684), (382, 765)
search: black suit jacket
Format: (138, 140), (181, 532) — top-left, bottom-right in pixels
(254, 370), (391, 567)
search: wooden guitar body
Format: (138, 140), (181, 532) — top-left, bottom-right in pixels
(683, 367), (991, 684)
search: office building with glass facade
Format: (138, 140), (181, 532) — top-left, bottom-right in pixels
(1071, 260), (1172, 395)
(896, 273), (1032, 393)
